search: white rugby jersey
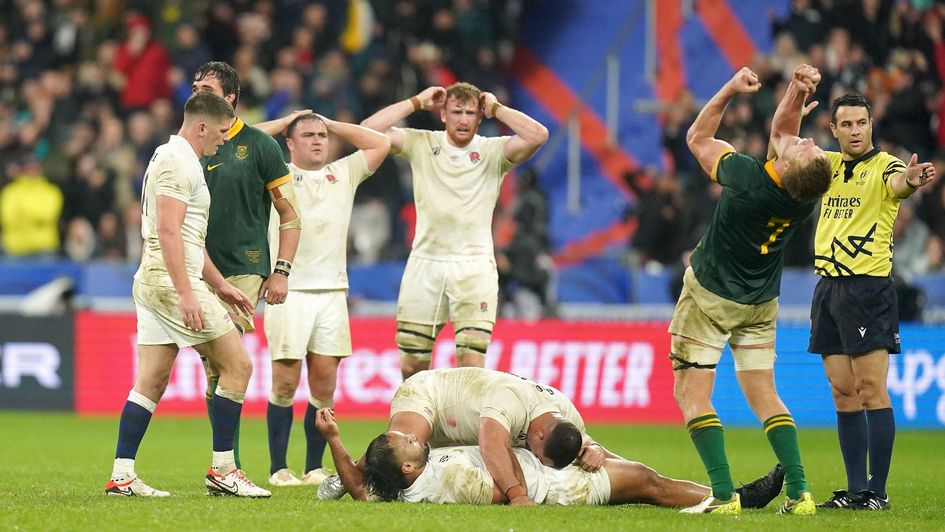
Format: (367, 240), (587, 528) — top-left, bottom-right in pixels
(135, 135), (209, 287)
(400, 446), (548, 504)
(267, 152), (371, 290)
(397, 129), (516, 259)
(413, 368), (586, 450)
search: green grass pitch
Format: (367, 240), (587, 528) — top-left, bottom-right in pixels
(1, 412), (942, 531)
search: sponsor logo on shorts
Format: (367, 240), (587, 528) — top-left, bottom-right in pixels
(480, 301), (488, 312)
(858, 327), (867, 338)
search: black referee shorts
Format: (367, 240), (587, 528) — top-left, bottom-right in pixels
(808, 275), (901, 355)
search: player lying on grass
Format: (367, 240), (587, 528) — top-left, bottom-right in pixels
(315, 367), (617, 505)
(315, 409), (784, 507)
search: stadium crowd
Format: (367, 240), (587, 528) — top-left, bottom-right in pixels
(0, 0), (943, 309)
(0, 0), (522, 262)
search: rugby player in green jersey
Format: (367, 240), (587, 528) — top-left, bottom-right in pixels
(192, 61), (302, 469)
(670, 64), (831, 515)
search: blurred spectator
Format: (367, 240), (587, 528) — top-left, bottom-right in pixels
(0, 155), (63, 257)
(112, 14), (171, 111)
(170, 22), (211, 80)
(498, 168), (555, 320)
(61, 153), (115, 228)
(63, 217), (96, 262)
(626, 169), (684, 269)
(96, 211), (126, 260)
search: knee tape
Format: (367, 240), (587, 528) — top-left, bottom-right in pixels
(731, 345), (777, 371)
(309, 396), (333, 410)
(669, 336), (721, 370)
(396, 324), (436, 360)
(269, 392), (294, 408)
(455, 326), (492, 357)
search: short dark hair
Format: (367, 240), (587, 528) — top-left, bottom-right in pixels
(183, 91), (234, 121)
(782, 155), (831, 202)
(194, 61), (241, 107)
(362, 433), (407, 502)
(286, 112), (325, 138)
(830, 93), (871, 123)
(545, 421), (582, 469)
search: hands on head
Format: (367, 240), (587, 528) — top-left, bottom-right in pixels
(417, 86), (446, 110)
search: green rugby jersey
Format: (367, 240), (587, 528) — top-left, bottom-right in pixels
(203, 118), (291, 277)
(689, 151), (817, 304)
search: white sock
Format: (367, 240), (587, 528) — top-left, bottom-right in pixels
(211, 451), (236, 474)
(112, 458), (135, 480)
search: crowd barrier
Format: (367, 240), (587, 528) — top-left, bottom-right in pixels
(2, 312), (943, 428)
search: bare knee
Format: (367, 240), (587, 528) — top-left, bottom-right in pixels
(855, 375), (889, 409)
(401, 356), (430, 380)
(829, 376), (860, 409)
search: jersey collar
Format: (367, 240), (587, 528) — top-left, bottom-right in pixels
(764, 159), (783, 188)
(841, 147), (879, 182)
(227, 117), (245, 138)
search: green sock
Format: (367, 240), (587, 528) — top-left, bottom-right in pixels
(764, 414), (809, 499)
(688, 413), (734, 501)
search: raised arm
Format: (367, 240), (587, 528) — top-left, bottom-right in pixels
(254, 109), (313, 137)
(770, 64), (821, 160)
(890, 154), (937, 198)
(361, 86), (445, 154)
(480, 92), (549, 164)
(686, 67), (761, 177)
(315, 409), (370, 501)
(322, 115), (392, 172)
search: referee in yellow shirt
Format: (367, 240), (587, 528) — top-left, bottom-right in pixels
(810, 93), (936, 511)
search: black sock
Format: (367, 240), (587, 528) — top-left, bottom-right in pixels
(837, 410), (868, 493)
(866, 408), (895, 498)
(267, 402), (293, 475)
(304, 403), (327, 473)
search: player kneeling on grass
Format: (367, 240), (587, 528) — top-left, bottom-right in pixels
(315, 409), (785, 508)
(104, 91), (270, 498)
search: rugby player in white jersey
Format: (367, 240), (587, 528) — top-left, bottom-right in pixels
(318, 368), (630, 505)
(361, 83), (549, 381)
(315, 408), (785, 508)
(104, 91), (269, 498)
(253, 112), (390, 487)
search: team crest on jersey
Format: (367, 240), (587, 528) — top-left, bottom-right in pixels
(236, 145), (249, 160)
(326, 174), (337, 184)
(469, 151), (481, 164)
(480, 301), (488, 312)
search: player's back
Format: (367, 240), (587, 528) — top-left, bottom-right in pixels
(423, 367), (584, 448)
(691, 152), (817, 304)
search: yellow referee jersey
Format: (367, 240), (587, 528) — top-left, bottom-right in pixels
(813, 148), (906, 277)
